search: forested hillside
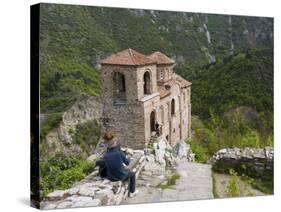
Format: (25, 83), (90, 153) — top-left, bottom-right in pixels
(39, 4), (273, 112)
(39, 3), (273, 150)
(37, 3), (274, 198)
(192, 48), (273, 129)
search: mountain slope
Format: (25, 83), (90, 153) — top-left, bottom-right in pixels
(39, 3), (273, 131)
(192, 48), (273, 131)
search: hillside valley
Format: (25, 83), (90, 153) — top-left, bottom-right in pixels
(35, 3), (274, 200)
(38, 3), (273, 164)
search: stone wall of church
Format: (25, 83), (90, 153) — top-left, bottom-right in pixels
(136, 65), (158, 100)
(143, 81), (191, 147)
(155, 65), (173, 82)
(101, 64), (191, 149)
(101, 65), (146, 149)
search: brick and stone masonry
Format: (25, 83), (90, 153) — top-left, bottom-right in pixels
(100, 49), (192, 149)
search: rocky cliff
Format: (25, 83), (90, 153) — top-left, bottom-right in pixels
(42, 96), (102, 156)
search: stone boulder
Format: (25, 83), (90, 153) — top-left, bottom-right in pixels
(173, 140), (187, 159)
(153, 138), (167, 165)
(87, 154), (100, 162)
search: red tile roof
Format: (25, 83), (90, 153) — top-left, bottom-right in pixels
(174, 73), (192, 88)
(148, 51), (175, 65)
(157, 74), (191, 99)
(100, 48), (156, 66)
(157, 85), (171, 99)
(161, 74), (191, 90)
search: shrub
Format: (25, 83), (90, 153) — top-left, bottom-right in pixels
(248, 177), (273, 194)
(46, 152), (82, 171)
(158, 174), (180, 190)
(40, 112), (63, 140)
(55, 167), (86, 190)
(72, 120), (101, 154)
(191, 115), (205, 130)
(240, 130), (261, 148)
(226, 169), (240, 197)
(39, 152), (96, 197)
(190, 139), (210, 163)
(190, 114), (273, 164)
(79, 160), (97, 175)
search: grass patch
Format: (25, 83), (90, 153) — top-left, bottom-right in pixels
(213, 160), (273, 195)
(241, 176), (273, 194)
(225, 169), (240, 197)
(158, 174), (180, 190)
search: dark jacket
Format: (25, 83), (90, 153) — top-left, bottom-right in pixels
(103, 146), (130, 181)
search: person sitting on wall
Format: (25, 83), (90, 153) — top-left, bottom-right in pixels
(102, 132), (139, 197)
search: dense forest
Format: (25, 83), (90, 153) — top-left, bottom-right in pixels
(38, 3), (273, 196)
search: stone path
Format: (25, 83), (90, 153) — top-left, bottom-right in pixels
(123, 160), (213, 204)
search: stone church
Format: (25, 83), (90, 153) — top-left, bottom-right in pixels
(100, 48), (191, 149)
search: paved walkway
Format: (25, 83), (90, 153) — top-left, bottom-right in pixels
(161, 161), (213, 201)
(123, 160), (213, 204)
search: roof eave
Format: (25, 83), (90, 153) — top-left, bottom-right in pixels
(157, 62), (176, 66)
(160, 92), (171, 99)
(100, 62), (157, 67)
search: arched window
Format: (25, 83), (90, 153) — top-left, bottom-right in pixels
(113, 72), (126, 103)
(171, 99), (175, 116)
(160, 106), (164, 125)
(143, 71), (151, 95)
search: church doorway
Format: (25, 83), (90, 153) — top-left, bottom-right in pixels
(150, 110), (156, 134)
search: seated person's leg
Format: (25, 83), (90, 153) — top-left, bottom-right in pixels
(96, 159), (107, 178)
(128, 171), (136, 193)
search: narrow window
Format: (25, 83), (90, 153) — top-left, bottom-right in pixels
(160, 70), (164, 80)
(171, 99), (175, 116)
(113, 72), (126, 103)
(143, 71), (151, 95)
(160, 106), (164, 124)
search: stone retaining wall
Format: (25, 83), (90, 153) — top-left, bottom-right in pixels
(41, 149), (145, 209)
(41, 138), (195, 209)
(211, 147), (273, 178)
